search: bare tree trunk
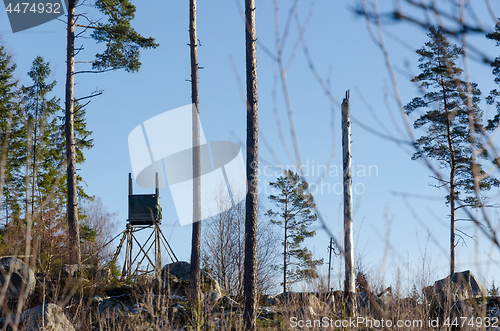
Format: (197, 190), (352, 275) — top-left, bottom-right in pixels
(328, 237), (333, 292)
(445, 103), (455, 314)
(243, 0), (259, 329)
(283, 220), (287, 293)
(31, 88), (38, 216)
(188, 0), (202, 326)
(442, 86), (455, 277)
(342, 91), (356, 316)
(449, 181), (456, 276)
(65, 0), (81, 265)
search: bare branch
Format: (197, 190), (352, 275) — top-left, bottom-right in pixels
(74, 68), (116, 74)
(74, 90), (103, 102)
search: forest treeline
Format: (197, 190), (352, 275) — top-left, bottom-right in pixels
(0, 0), (158, 280)
(0, 48), (118, 276)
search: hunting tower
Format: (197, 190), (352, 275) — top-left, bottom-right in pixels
(112, 173), (177, 280)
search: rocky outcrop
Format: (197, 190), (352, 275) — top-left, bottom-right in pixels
(422, 270), (486, 320)
(0, 303), (75, 331)
(162, 261), (191, 281)
(99, 295), (134, 319)
(423, 270), (486, 304)
(0, 257), (36, 301)
(161, 261), (223, 303)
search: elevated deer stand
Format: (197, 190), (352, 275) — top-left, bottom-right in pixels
(112, 173), (177, 281)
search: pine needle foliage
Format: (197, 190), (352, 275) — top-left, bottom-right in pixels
(266, 170), (323, 293)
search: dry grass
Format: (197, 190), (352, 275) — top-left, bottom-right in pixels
(0, 261), (490, 330)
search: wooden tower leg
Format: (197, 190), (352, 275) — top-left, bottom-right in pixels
(124, 227), (133, 279)
(121, 226), (130, 278)
(155, 224), (161, 277)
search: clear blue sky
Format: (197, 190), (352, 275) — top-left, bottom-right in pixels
(1, 0), (500, 294)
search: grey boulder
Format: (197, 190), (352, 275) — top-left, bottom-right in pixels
(0, 257), (36, 300)
(0, 303), (74, 331)
(162, 261), (191, 281)
(423, 270), (486, 303)
(161, 261), (223, 303)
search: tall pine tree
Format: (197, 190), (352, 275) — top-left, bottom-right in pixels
(266, 170), (323, 293)
(21, 56), (61, 216)
(64, 0), (158, 264)
(406, 26), (498, 276)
